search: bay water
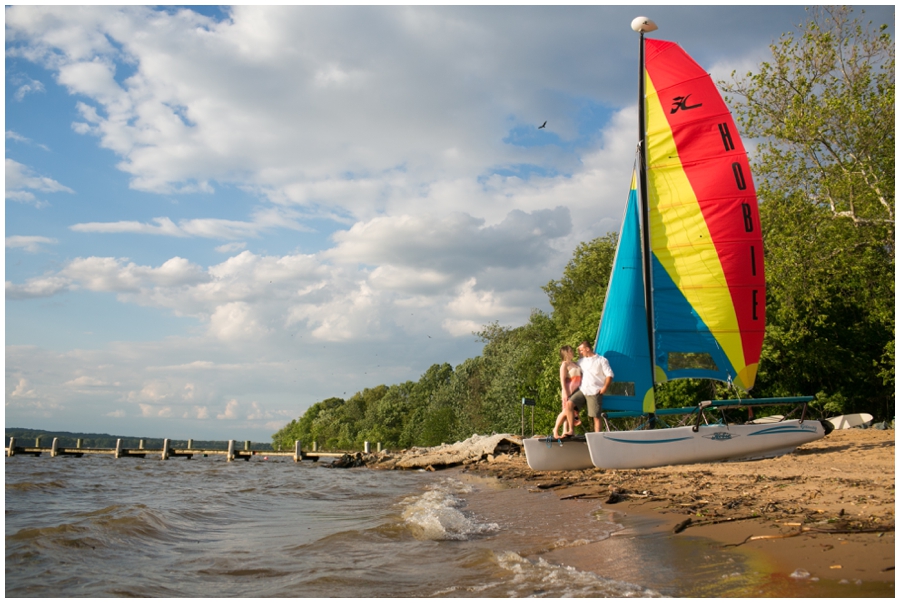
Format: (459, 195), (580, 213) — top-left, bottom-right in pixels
(6, 454), (882, 597)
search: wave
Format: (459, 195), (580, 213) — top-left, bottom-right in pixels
(6, 480), (66, 492)
(430, 551), (664, 598)
(398, 477), (499, 541)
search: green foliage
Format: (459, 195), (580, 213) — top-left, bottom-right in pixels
(722, 6), (894, 418)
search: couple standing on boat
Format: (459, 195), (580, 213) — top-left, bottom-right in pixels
(553, 342), (614, 439)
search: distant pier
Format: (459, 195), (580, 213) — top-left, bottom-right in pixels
(5, 437), (380, 463)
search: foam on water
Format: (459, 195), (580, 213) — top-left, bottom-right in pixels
(398, 477), (500, 541)
(430, 551), (663, 598)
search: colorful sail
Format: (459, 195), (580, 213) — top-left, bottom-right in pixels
(643, 38), (765, 391)
(595, 171), (655, 413)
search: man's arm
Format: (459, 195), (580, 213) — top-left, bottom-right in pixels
(600, 375), (612, 395)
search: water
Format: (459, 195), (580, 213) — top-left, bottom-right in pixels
(5, 454), (659, 597)
(5, 455), (888, 597)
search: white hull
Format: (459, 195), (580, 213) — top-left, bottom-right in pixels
(585, 419), (827, 470)
(826, 413), (873, 429)
(523, 436), (593, 471)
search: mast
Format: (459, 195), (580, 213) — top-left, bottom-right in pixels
(631, 17), (657, 387)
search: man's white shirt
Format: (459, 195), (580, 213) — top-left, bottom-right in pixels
(577, 355), (614, 395)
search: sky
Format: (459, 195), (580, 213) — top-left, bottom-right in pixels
(6, 5), (893, 442)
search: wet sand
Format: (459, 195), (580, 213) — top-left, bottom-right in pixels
(462, 428), (895, 596)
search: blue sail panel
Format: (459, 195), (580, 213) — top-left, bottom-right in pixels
(595, 175), (655, 413)
(652, 256), (738, 383)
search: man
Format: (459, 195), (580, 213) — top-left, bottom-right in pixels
(577, 340), (613, 432)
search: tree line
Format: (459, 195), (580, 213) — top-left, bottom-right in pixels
(272, 7), (894, 451)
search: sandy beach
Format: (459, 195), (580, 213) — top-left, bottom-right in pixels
(461, 428), (895, 596)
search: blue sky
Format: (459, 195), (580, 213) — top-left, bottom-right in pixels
(6, 6), (893, 441)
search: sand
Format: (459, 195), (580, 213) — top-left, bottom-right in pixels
(462, 428), (895, 595)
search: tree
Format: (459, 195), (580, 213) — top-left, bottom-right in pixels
(721, 6), (894, 417)
(271, 396), (344, 450)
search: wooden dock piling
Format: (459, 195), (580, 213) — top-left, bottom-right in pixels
(6, 436), (354, 463)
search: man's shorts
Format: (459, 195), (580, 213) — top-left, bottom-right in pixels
(584, 393), (603, 418)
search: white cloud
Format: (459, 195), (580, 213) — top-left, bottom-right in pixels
(6, 159), (73, 207)
(5, 6), (643, 204)
(10, 74), (45, 101)
(70, 208), (313, 240)
(10, 378), (37, 398)
(6, 235), (58, 253)
(65, 376), (107, 387)
(209, 302), (269, 341)
(6, 130), (50, 151)
(6, 276), (72, 300)
(215, 242), (247, 253)
(246, 401), (271, 420)
(218, 399), (239, 420)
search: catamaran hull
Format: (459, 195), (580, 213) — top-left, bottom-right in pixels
(585, 420), (827, 470)
(523, 436), (593, 471)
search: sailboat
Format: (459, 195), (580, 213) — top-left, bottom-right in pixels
(579, 17), (832, 470)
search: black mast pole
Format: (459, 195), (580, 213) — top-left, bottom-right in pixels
(636, 27), (657, 422)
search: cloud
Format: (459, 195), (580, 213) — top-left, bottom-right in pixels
(6, 130), (50, 151)
(6, 235), (58, 253)
(5, 159), (73, 207)
(71, 208), (313, 240)
(8, 73), (46, 101)
(209, 302), (269, 341)
(218, 399), (239, 420)
(10, 378), (37, 398)
(5, 6), (642, 203)
(58, 256), (209, 293)
(65, 376), (107, 387)
(70, 217), (186, 237)
(6, 276), (72, 300)
(328, 207), (571, 279)
(246, 401), (272, 420)
(215, 242), (247, 253)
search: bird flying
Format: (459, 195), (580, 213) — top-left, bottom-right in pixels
(538, 121), (547, 129)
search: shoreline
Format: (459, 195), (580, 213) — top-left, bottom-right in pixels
(460, 428), (895, 595)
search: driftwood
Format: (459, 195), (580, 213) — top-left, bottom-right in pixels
(719, 524), (895, 548)
(676, 514), (761, 532)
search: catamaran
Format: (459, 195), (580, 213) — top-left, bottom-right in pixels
(525, 17), (832, 472)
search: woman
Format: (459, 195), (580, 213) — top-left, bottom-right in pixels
(552, 345), (586, 438)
